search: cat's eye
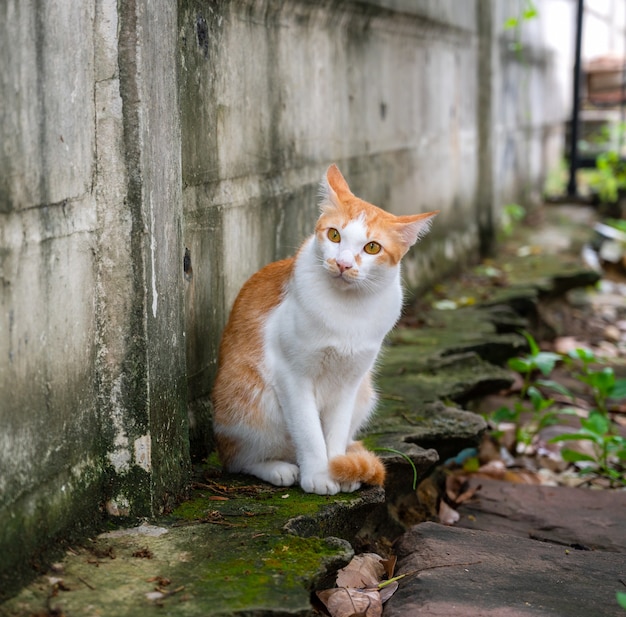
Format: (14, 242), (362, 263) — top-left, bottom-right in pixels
(327, 228), (341, 243)
(364, 241), (382, 255)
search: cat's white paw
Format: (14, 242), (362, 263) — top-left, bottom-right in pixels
(300, 471), (341, 496)
(268, 462), (300, 486)
(248, 461), (299, 487)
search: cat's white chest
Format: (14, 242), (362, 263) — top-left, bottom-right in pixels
(264, 256), (401, 380)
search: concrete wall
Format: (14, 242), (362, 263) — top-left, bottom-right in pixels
(180, 0), (486, 446)
(0, 0), (581, 594)
(0, 0), (189, 593)
(181, 0), (578, 449)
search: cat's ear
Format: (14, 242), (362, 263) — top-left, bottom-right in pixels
(319, 164), (353, 212)
(394, 210), (439, 249)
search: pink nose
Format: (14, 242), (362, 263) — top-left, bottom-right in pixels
(336, 250), (354, 273)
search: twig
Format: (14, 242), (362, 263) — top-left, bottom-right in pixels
(77, 576), (96, 590)
(191, 481), (230, 497)
(400, 559), (483, 579)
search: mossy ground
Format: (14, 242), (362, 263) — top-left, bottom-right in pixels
(2, 477), (358, 617)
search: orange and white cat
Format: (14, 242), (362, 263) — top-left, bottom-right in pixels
(212, 164), (438, 495)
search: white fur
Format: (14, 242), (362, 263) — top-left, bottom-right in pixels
(227, 216), (405, 495)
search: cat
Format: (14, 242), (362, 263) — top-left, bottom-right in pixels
(212, 164), (438, 495)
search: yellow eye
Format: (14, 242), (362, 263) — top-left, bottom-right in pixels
(364, 241), (382, 255)
(327, 228), (341, 243)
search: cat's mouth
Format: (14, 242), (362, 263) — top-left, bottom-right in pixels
(333, 270), (359, 285)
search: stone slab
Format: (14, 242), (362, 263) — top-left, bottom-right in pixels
(0, 482), (384, 616)
(456, 478), (626, 552)
(385, 522), (626, 617)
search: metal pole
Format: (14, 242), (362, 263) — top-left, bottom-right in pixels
(567, 0), (584, 196)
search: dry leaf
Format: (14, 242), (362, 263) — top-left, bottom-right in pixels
(379, 555), (397, 580)
(317, 587), (382, 617)
(455, 484), (480, 504)
(335, 553), (385, 589)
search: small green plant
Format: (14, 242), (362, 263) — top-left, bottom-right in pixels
(566, 348), (626, 417)
(617, 591), (626, 610)
(500, 203), (526, 237)
(488, 334), (626, 485)
(549, 411), (626, 486)
(489, 331), (563, 450)
(508, 331), (561, 397)
(589, 150), (626, 204)
(503, 1), (538, 56)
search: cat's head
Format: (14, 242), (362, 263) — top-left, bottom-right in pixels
(314, 164), (438, 291)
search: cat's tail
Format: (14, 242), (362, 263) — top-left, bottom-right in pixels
(329, 442), (386, 487)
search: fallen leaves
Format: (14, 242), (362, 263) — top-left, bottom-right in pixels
(316, 553), (401, 617)
(144, 575), (187, 605)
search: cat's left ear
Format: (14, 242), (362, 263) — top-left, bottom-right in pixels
(394, 210), (439, 249)
(319, 164), (353, 211)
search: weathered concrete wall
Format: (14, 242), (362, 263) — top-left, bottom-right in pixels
(180, 0), (574, 451)
(491, 0), (574, 212)
(0, 0), (188, 593)
(0, 0), (582, 595)
(180, 1), (482, 448)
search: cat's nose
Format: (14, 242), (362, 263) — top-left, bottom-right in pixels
(336, 250), (354, 273)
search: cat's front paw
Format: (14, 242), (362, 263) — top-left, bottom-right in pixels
(266, 462), (300, 487)
(300, 471), (341, 496)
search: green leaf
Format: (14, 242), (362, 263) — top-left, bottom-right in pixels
(537, 412), (559, 430)
(463, 457), (480, 472)
(567, 347), (595, 364)
(618, 591), (626, 610)
(534, 352), (561, 376)
(523, 7), (538, 20)
(610, 378), (626, 400)
(560, 449), (596, 464)
(582, 412), (610, 436)
(508, 357), (533, 373)
(503, 16), (519, 30)
(521, 330), (540, 356)
(528, 386), (553, 412)
(597, 366), (616, 393)
(581, 367), (615, 397)
(492, 406), (519, 423)
(549, 432), (594, 443)
(536, 379), (573, 398)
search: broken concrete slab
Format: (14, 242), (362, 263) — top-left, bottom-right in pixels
(368, 401), (487, 464)
(0, 481), (383, 617)
(377, 350), (513, 408)
(386, 522), (626, 617)
(456, 477), (626, 552)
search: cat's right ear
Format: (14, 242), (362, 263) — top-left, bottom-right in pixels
(319, 164), (352, 212)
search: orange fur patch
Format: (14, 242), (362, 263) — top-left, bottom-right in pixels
(215, 434), (240, 467)
(212, 257), (294, 429)
(329, 449), (386, 486)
